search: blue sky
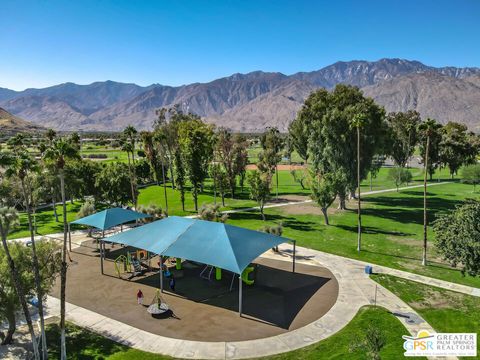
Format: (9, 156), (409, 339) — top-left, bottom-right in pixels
(1, 0), (479, 90)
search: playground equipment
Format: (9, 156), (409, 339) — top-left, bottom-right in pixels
(114, 255), (131, 278)
(241, 265), (255, 286)
(147, 289), (169, 315)
(114, 249), (152, 278)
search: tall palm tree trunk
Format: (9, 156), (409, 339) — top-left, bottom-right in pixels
(275, 164), (279, 199)
(422, 136), (430, 266)
(21, 179), (48, 359)
(131, 148), (138, 208)
(52, 188), (58, 222)
(126, 152), (136, 208)
(0, 236), (40, 359)
(168, 155), (175, 189)
(357, 126), (362, 253)
(59, 171), (68, 360)
(161, 162), (169, 215)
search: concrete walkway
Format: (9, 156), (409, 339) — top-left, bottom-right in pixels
(183, 181), (452, 219)
(39, 242), (472, 359)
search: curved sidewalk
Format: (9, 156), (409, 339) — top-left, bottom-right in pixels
(42, 243), (469, 359)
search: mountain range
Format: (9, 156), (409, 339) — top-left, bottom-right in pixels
(1, 58), (480, 133)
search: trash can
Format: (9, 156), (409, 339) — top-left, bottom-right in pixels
(364, 265), (373, 274)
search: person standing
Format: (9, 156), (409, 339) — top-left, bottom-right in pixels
(169, 276), (176, 292)
(137, 289), (144, 305)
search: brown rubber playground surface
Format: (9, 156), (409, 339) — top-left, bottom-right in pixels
(50, 239), (339, 342)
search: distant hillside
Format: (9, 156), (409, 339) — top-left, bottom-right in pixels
(362, 73), (480, 132)
(1, 59), (480, 132)
(0, 107), (45, 134)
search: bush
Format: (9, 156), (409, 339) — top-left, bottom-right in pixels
(198, 203), (228, 223)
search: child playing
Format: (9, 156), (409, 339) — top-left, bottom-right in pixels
(136, 289), (144, 305)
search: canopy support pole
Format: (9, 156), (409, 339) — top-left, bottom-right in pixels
(160, 256), (164, 293)
(100, 240), (104, 275)
(68, 223), (72, 252)
(292, 240), (296, 273)
(239, 275), (243, 316)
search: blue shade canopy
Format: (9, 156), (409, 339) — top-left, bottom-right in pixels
(106, 216), (289, 274)
(70, 207), (151, 231)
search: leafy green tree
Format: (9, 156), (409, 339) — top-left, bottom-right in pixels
(42, 138), (80, 359)
(209, 163), (229, 206)
(310, 171), (346, 225)
(178, 118), (215, 211)
(173, 144), (186, 212)
(386, 111), (421, 167)
(233, 134), (249, 193)
(95, 162), (132, 206)
(135, 159), (153, 184)
(216, 128), (238, 198)
(388, 167), (413, 191)
(440, 122), (476, 178)
(198, 203), (228, 223)
(418, 119), (443, 181)
(434, 199), (480, 276)
(290, 168), (307, 189)
(259, 127), (284, 199)
(140, 131), (161, 185)
(288, 113), (310, 164)
(121, 138), (137, 207)
(76, 200), (96, 236)
(45, 128), (57, 144)
(247, 170), (271, 220)
(0, 207), (39, 356)
(418, 118), (442, 266)
(68, 160), (102, 202)
(461, 164), (480, 192)
(69, 132), (81, 151)
(301, 85), (386, 210)
(369, 155), (385, 190)
(154, 105), (192, 189)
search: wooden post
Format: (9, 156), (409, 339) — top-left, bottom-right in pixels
(292, 240), (296, 273)
(239, 275), (243, 316)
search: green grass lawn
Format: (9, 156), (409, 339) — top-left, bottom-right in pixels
(46, 306), (418, 360)
(371, 274), (480, 354)
(7, 202), (83, 239)
(9, 167), (480, 289)
(80, 147), (130, 163)
(227, 180), (480, 288)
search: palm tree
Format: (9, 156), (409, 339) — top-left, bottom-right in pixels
(43, 138), (80, 360)
(351, 113), (366, 253)
(418, 118), (441, 266)
(123, 126), (138, 208)
(45, 128), (57, 145)
(121, 140), (137, 207)
(5, 151), (47, 359)
(141, 131), (168, 215)
(0, 207), (40, 359)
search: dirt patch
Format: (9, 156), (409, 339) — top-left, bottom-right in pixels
(277, 198), (357, 216)
(411, 288), (464, 310)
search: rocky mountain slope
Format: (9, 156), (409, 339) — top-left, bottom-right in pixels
(1, 59), (480, 132)
(0, 107), (45, 134)
(363, 73), (480, 132)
